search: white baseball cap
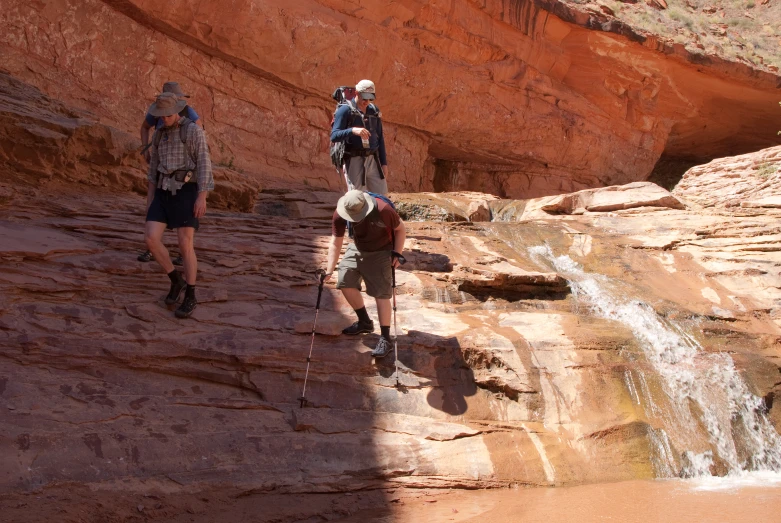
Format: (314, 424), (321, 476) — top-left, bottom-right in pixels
(355, 79), (376, 100)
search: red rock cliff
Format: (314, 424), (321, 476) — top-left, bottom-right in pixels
(2, 0), (780, 197)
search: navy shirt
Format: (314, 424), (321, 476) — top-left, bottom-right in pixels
(145, 106), (200, 130)
(330, 102), (387, 166)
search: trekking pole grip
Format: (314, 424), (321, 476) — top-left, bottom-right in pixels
(314, 269), (326, 309)
(391, 251), (407, 265)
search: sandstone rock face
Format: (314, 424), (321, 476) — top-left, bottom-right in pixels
(674, 145), (781, 209)
(2, 13), (781, 521)
(2, 0), (780, 199)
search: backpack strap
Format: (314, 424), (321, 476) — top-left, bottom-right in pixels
(368, 193), (396, 246)
(152, 117), (194, 149)
(345, 99), (365, 127)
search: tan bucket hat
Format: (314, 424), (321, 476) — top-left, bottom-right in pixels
(162, 81), (190, 98)
(336, 190), (376, 223)
(148, 92), (187, 117)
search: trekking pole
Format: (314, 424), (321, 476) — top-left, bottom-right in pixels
(299, 269), (327, 408)
(391, 251), (407, 389)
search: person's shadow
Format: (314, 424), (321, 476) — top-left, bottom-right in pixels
(371, 329), (476, 415)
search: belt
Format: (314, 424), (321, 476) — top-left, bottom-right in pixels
(158, 169), (195, 183)
(346, 149), (378, 158)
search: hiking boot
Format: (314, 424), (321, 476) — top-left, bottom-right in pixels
(175, 294), (197, 319)
(137, 250), (153, 262)
(342, 319), (374, 335)
(172, 255), (183, 266)
(371, 337), (392, 358)
(164, 272), (187, 305)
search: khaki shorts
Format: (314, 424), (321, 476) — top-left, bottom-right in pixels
(336, 243), (392, 299)
(344, 154), (388, 195)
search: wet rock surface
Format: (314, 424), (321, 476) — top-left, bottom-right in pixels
(1, 148), (780, 519)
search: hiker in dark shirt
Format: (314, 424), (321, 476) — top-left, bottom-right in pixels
(325, 190), (406, 358)
(330, 80), (388, 195)
(138, 81), (202, 264)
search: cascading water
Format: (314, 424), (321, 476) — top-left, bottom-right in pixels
(528, 244), (781, 477)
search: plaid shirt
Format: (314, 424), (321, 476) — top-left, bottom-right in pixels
(147, 119), (214, 194)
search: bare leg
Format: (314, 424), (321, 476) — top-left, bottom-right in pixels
(376, 298), (391, 327)
(177, 227), (197, 285)
(340, 287), (365, 310)
(145, 221), (174, 273)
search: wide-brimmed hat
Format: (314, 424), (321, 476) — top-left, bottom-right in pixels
(355, 79), (376, 100)
(148, 92), (187, 117)
(162, 81), (190, 98)
(337, 190), (376, 223)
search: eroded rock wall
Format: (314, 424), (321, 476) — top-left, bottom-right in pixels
(2, 0), (780, 198)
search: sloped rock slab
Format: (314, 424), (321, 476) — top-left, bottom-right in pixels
(293, 409), (480, 441)
(454, 262), (569, 300)
(539, 182), (686, 215)
(0, 221), (97, 257)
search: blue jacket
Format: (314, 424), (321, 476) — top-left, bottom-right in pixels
(330, 102), (387, 166)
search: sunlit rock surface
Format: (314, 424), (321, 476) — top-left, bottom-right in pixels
(1, 42), (781, 523)
(2, 116), (781, 520)
(2, 0), (780, 197)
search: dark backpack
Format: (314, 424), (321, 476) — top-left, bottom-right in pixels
(329, 87), (361, 172)
(347, 192), (397, 242)
(328, 87), (383, 171)
(152, 117), (195, 150)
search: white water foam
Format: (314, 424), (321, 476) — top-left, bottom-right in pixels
(685, 470), (781, 491)
(529, 245), (781, 477)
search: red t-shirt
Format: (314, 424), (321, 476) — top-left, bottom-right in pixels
(332, 198), (401, 252)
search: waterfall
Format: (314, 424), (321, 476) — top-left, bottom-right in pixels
(529, 245), (781, 477)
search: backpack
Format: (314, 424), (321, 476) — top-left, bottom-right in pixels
(347, 192), (397, 243)
(152, 117), (195, 150)
(329, 87), (361, 172)
(328, 87), (383, 172)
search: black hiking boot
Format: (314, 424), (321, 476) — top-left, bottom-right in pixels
(175, 294), (197, 319)
(164, 272), (187, 305)
(138, 250), (153, 262)
(342, 319), (374, 335)
(371, 337), (391, 358)
(172, 255), (183, 266)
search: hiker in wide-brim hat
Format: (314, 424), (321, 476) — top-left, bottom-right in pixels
(137, 82), (204, 267)
(162, 81), (190, 99)
(148, 92), (187, 117)
(143, 88), (214, 320)
(325, 190), (406, 358)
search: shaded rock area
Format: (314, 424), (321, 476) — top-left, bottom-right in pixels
(2, 0), (781, 198)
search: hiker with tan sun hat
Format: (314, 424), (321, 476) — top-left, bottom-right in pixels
(137, 81), (203, 265)
(144, 91), (213, 319)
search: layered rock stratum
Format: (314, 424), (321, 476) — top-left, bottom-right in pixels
(2, 0), (780, 198)
(1, 70), (780, 521)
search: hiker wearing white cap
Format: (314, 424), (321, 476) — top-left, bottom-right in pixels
(144, 92), (214, 319)
(329, 79), (389, 194)
(325, 190), (406, 358)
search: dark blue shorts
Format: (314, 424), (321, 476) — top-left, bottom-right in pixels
(145, 184), (200, 230)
